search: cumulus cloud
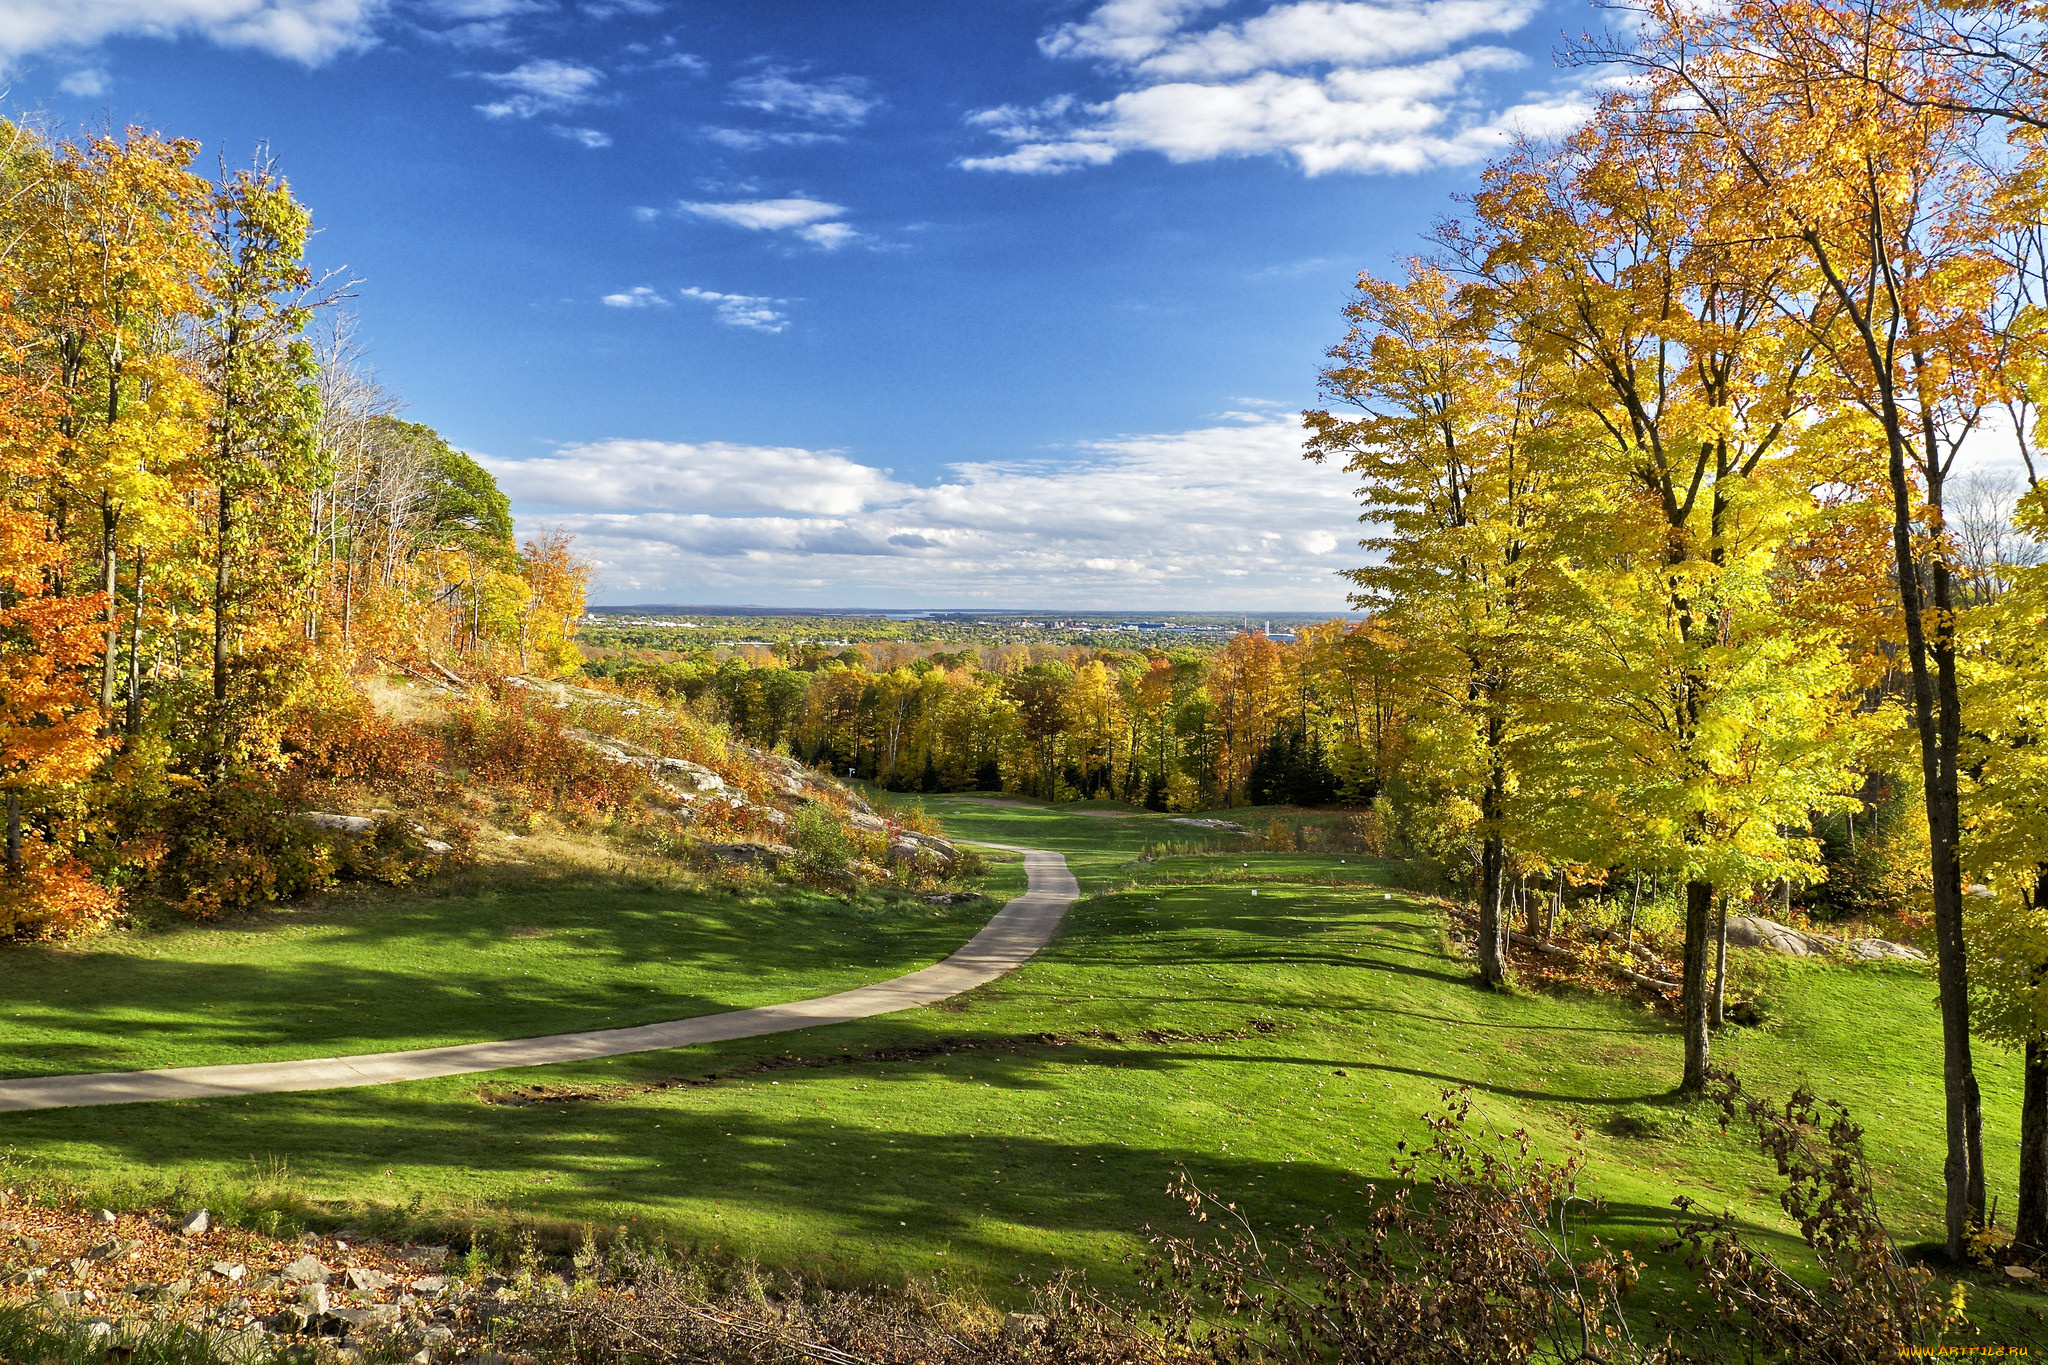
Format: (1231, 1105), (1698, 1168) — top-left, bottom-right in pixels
(0, 0), (386, 64)
(478, 415), (1363, 607)
(677, 287), (789, 333)
(601, 286), (669, 308)
(475, 58), (604, 119)
(58, 67), (111, 96)
(681, 197), (858, 248)
(485, 440), (908, 516)
(553, 124), (612, 148)
(962, 0), (1591, 176)
(728, 68), (879, 125)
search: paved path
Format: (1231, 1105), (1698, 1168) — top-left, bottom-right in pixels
(0, 845), (1077, 1113)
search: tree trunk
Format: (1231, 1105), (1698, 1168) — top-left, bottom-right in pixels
(99, 496), (119, 714)
(125, 549), (146, 736)
(1625, 873), (1641, 953)
(1680, 879), (1713, 1094)
(1711, 893), (1729, 1028)
(4, 792), (18, 875)
(213, 484), (230, 707)
(2018, 1030), (2048, 1257)
(1478, 833), (1508, 989)
(1545, 869), (1563, 941)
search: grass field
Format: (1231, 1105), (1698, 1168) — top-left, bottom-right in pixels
(0, 795), (2025, 1327)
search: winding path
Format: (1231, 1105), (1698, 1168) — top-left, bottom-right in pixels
(0, 845), (1077, 1114)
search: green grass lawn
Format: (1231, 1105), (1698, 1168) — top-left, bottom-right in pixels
(0, 864), (1017, 1079)
(0, 795), (2027, 1332)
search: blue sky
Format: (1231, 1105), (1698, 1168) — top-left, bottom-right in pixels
(13, 0), (1594, 607)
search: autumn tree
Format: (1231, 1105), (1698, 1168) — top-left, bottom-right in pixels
(1586, 0), (2007, 1253)
(1307, 263), (1564, 988)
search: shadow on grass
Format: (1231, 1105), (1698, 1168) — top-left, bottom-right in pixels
(0, 869), (993, 1079)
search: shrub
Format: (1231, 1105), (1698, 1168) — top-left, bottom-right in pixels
(1661, 1069), (1961, 1363)
(1145, 1088), (1643, 1364)
(789, 802), (854, 882)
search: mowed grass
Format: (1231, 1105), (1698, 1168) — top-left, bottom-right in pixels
(0, 795), (2023, 1323)
(0, 865), (1017, 1079)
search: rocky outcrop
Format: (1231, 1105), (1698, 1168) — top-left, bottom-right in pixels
(1169, 816), (1247, 833)
(1726, 916), (1927, 962)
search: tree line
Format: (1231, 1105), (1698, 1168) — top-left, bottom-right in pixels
(0, 122), (589, 935)
(584, 625), (1401, 810)
(1300, 0), (2048, 1264)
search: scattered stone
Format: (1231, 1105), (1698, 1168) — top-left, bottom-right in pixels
(211, 1261), (246, 1281)
(423, 839), (455, 856)
(48, 1289), (81, 1308)
(346, 1266), (392, 1293)
(1169, 816), (1247, 832)
(1004, 1312), (1049, 1339)
(85, 1318), (114, 1341)
(401, 1246), (450, 1269)
(330, 1303), (401, 1332)
(282, 1254), (331, 1283)
(94, 1209), (118, 1225)
(179, 1208), (210, 1236)
(922, 891), (983, 905)
(408, 1275), (449, 1296)
(298, 1283), (331, 1315)
(85, 1240), (126, 1261)
(69, 1257), (91, 1277)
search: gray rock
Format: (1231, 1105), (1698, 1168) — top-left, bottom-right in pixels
(423, 839), (455, 856)
(849, 812), (889, 833)
(1169, 816), (1247, 832)
(48, 1289), (81, 1308)
(664, 759), (726, 792)
(94, 1208), (118, 1225)
(298, 1283), (331, 1314)
(704, 841), (797, 866)
(283, 1254), (331, 1283)
(402, 1245), (450, 1269)
(211, 1261), (245, 1281)
(1848, 936), (1929, 961)
(1725, 916), (1837, 957)
(330, 1304), (401, 1333)
(346, 1266), (392, 1293)
(270, 1306), (315, 1335)
(302, 812), (377, 835)
(179, 1208), (210, 1236)
(408, 1275), (449, 1295)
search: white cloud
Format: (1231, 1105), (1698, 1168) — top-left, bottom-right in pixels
(677, 287), (789, 333)
(601, 286), (669, 308)
(703, 127), (843, 151)
(682, 197), (843, 231)
(0, 0), (386, 64)
(963, 0), (1590, 176)
(484, 440), (907, 516)
(680, 197), (860, 248)
(553, 124), (612, 148)
(480, 416), (1363, 607)
(58, 68), (110, 96)
(729, 68), (878, 125)
(475, 58), (604, 119)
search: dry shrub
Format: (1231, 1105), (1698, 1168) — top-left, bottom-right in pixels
(1660, 1069), (1962, 1363)
(283, 696), (449, 804)
(498, 1244), (1178, 1365)
(1145, 1088), (1642, 1364)
(445, 694), (646, 815)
